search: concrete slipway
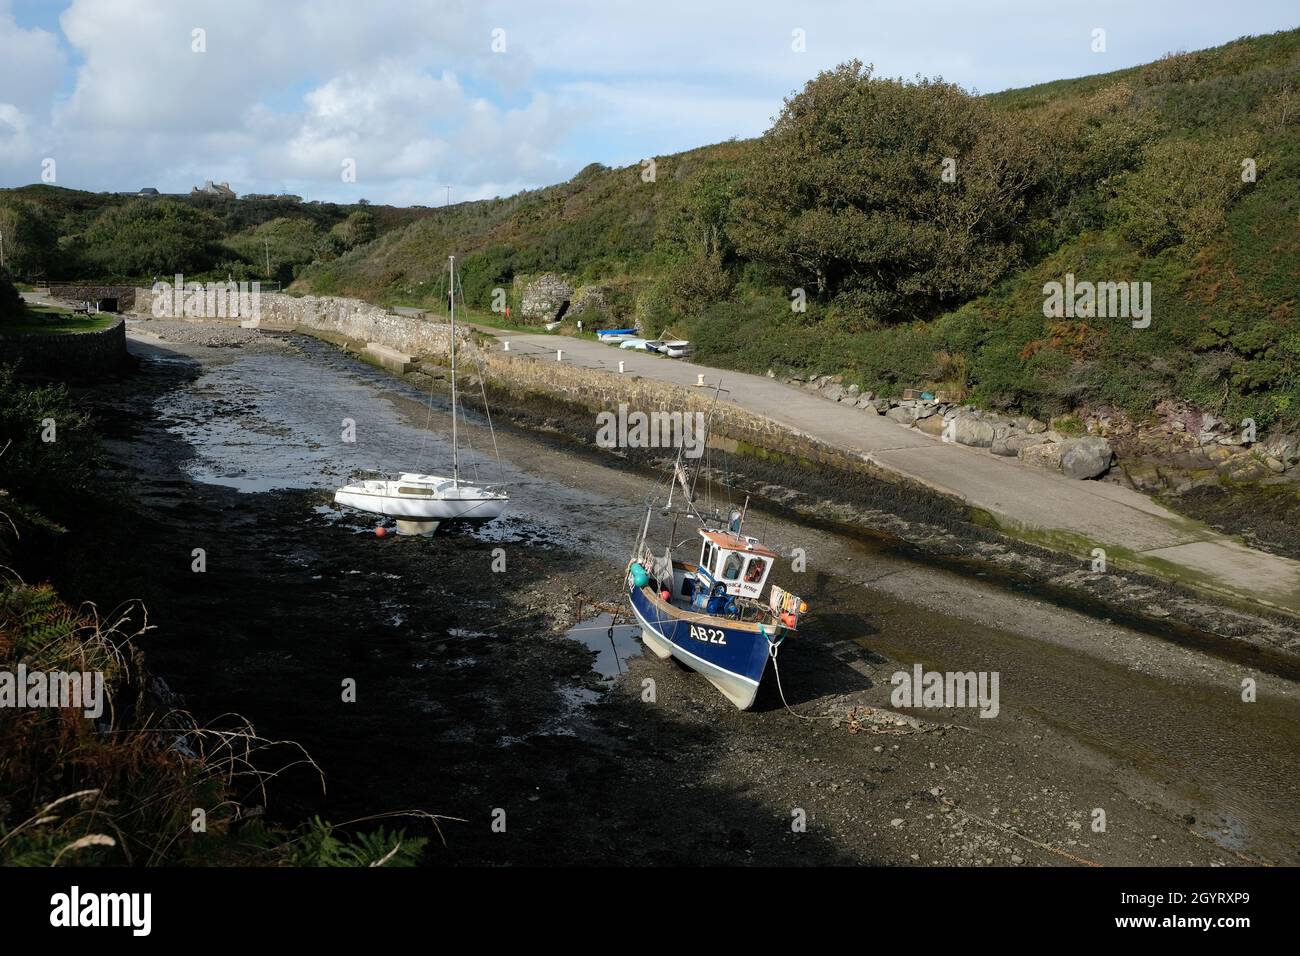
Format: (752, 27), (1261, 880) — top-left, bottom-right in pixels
(484, 328), (1300, 619)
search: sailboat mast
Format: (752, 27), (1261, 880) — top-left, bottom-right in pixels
(449, 255), (459, 487)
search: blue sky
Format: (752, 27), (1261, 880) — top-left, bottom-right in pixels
(1, 0), (1297, 205)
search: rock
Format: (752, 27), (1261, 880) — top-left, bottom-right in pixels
(846, 383), (860, 396)
(822, 384), (845, 403)
(1263, 434), (1300, 466)
(1265, 456), (1286, 474)
(1059, 437), (1114, 479)
(914, 404), (940, 420)
(993, 432), (1047, 457)
(1121, 459), (1165, 492)
(1224, 457), (1269, 483)
(1160, 467), (1219, 494)
(951, 416), (996, 448)
(886, 406), (919, 425)
(1019, 441), (1064, 472)
(916, 414), (946, 437)
(860, 402), (881, 416)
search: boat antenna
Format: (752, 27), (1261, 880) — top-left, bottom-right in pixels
(455, 262), (507, 487)
(449, 254), (459, 487)
(688, 381), (723, 514)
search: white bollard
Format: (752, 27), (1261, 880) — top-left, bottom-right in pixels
(618, 360), (625, 373)
(556, 349), (563, 362)
(503, 341), (510, 351)
(696, 373), (706, 387)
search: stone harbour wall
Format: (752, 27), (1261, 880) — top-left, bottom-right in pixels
(48, 284), (137, 311)
(469, 348), (893, 480)
(133, 288), (460, 356)
(0, 317), (128, 380)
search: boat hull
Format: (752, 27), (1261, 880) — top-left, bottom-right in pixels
(627, 583), (773, 710)
(334, 483), (508, 522)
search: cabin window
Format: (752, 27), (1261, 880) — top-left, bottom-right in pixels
(701, 541), (714, 572)
(744, 557), (768, 584)
(720, 551), (743, 580)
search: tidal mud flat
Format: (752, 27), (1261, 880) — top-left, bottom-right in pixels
(47, 327), (1300, 866)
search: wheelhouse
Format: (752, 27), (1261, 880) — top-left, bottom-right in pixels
(695, 528), (776, 600)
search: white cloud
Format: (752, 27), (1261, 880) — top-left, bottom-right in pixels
(1, 0), (1298, 201)
(0, 1), (65, 168)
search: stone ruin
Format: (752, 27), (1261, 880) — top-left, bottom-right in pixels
(569, 285), (610, 320)
(520, 273), (573, 323)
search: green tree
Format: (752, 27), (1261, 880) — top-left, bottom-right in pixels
(0, 201), (59, 280)
(81, 200), (220, 278)
(330, 210), (377, 251)
(223, 217), (327, 281)
(1107, 134), (1255, 254)
(731, 61), (1039, 321)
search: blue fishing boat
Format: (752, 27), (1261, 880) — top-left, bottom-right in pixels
(626, 502), (807, 710)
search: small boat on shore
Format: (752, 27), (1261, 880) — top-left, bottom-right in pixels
(334, 255), (509, 534)
(661, 340), (692, 358)
(597, 327), (637, 342)
(334, 474), (507, 524)
(624, 396), (807, 709)
(619, 337), (662, 351)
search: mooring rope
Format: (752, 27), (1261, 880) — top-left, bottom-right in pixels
(764, 628), (837, 723)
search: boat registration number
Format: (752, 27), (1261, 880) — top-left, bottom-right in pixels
(689, 624), (727, 646)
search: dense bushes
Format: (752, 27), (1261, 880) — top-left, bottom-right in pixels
(1107, 134), (1255, 253)
(730, 62), (1038, 320)
(78, 200), (221, 278)
(0, 201), (59, 280)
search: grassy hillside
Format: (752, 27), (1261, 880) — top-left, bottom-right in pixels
(5, 28), (1298, 434)
(289, 28), (1300, 433)
(0, 185), (437, 285)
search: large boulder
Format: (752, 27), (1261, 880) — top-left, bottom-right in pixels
(916, 414), (946, 437)
(1262, 434), (1300, 468)
(951, 416), (996, 448)
(885, 405), (919, 425)
(992, 432), (1047, 457)
(1019, 441), (1064, 472)
(1059, 437), (1114, 479)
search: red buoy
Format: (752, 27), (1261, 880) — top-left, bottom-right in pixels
(375, 526), (387, 537)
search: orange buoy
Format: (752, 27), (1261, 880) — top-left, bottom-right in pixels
(375, 526), (387, 537)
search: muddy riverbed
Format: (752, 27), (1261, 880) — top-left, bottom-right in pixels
(52, 328), (1300, 866)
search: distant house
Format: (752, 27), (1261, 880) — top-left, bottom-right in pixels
(191, 179), (236, 199)
(137, 187), (159, 196)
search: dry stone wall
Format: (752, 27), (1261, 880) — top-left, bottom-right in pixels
(0, 317), (128, 380)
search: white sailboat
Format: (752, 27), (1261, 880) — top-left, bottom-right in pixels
(334, 255), (510, 534)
